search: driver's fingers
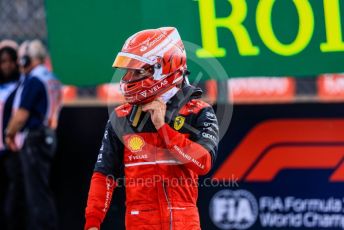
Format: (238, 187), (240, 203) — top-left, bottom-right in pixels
(143, 101), (160, 111)
(155, 97), (165, 104)
(142, 103), (154, 111)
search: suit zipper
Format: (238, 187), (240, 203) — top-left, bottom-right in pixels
(163, 182), (173, 230)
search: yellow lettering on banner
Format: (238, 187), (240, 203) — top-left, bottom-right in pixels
(256, 0), (314, 56)
(321, 0), (344, 52)
(196, 0), (259, 58)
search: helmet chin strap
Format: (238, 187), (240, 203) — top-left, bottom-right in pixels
(158, 68), (188, 103)
(160, 87), (179, 103)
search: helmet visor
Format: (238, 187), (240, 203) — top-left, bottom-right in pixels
(113, 52), (154, 70)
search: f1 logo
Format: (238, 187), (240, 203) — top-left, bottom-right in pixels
(213, 119), (344, 182)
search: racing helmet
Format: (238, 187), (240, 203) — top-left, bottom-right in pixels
(113, 27), (187, 105)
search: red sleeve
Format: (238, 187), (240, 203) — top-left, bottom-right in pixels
(158, 123), (212, 175)
(84, 172), (116, 230)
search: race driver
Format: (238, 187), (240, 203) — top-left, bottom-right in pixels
(85, 27), (219, 230)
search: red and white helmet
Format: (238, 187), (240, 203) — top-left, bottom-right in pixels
(112, 27), (187, 105)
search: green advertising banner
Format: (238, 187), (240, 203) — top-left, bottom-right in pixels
(46, 0), (344, 86)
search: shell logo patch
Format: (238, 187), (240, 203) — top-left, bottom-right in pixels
(128, 135), (145, 152)
(174, 116), (185, 131)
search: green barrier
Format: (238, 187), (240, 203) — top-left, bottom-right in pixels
(46, 0), (344, 86)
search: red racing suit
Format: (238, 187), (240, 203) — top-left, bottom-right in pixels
(85, 85), (219, 230)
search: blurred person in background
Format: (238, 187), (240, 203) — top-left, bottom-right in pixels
(0, 40), (20, 230)
(5, 40), (62, 230)
(85, 27), (219, 230)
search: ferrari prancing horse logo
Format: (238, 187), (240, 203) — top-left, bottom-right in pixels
(174, 116), (185, 131)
